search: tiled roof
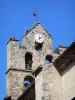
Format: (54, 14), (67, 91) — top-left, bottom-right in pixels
(53, 41), (75, 75)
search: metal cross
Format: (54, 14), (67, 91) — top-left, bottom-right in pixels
(33, 9), (38, 23)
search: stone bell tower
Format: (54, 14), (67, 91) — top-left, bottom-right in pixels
(6, 23), (53, 100)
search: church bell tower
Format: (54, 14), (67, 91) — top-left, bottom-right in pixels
(6, 23), (53, 100)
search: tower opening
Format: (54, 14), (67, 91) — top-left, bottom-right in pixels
(35, 41), (43, 50)
(45, 55), (53, 64)
(24, 76), (34, 88)
(25, 52), (32, 70)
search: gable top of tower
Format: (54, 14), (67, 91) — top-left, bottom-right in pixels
(25, 22), (53, 39)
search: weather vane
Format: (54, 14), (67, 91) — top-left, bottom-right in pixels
(33, 9), (38, 23)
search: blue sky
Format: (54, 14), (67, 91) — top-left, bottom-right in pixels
(0, 0), (75, 99)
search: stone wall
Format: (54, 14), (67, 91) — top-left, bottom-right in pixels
(62, 62), (75, 100)
(35, 70), (43, 100)
(7, 41), (19, 70)
(35, 64), (62, 100)
(35, 61), (75, 100)
(6, 70), (32, 100)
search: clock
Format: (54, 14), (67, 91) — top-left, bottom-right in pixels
(35, 34), (44, 43)
(35, 34), (44, 50)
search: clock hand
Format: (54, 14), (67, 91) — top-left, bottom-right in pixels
(39, 36), (42, 40)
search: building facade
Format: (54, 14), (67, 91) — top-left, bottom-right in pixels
(5, 23), (75, 100)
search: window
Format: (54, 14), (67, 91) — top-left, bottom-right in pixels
(45, 55), (53, 64)
(25, 52), (32, 70)
(24, 76), (34, 88)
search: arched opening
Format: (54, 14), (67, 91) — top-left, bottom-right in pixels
(35, 41), (43, 50)
(24, 76), (34, 88)
(25, 52), (33, 70)
(45, 55), (53, 64)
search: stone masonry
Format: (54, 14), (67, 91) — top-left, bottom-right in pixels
(6, 23), (54, 100)
(6, 23), (75, 100)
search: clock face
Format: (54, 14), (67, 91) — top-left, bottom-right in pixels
(35, 34), (44, 43)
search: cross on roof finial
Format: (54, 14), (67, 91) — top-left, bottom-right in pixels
(33, 9), (38, 23)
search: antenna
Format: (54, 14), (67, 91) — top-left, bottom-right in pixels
(33, 9), (38, 23)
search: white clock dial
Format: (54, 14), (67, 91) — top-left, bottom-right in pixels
(35, 34), (44, 43)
